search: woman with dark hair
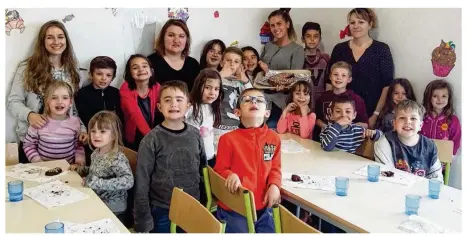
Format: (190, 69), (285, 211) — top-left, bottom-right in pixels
(257, 9), (305, 129)
(200, 39), (226, 70)
(119, 54), (161, 151)
(148, 19), (200, 91)
(326, 8), (395, 128)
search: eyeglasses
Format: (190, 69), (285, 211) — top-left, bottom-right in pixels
(208, 49), (221, 56)
(240, 95), (267, 104)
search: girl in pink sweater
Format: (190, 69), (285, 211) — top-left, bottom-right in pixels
(277, 81), (316, 138)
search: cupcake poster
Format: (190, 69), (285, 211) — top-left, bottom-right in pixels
(431, 40), (456, 77)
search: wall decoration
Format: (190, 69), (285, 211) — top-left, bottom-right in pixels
(259, 21), (271, 45)
(5, 9), (26, 35)
(105, 8), (118, 16)
(214, 10), (219, 18)
(62, 14), (75, 23)
(229, 40), (239, 47)
(431, 40), (456, 77)
(168, 8), (189, 22)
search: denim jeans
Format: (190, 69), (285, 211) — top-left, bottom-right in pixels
(217, 207), (275, 233)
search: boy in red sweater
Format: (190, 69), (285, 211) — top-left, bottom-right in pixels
(214, 88), (281, 233)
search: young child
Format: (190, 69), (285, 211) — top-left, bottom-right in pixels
(277, 81), (316, 138)
(376, 78), (416, 133)
(22, 80), (85, 164)
(134, 80), (206, 233)
(241, 46), (262, 81)
(421, 79), (461, 155)
(302, 22), (330, 110)
(186, 68), (223, 167)
(69, 111), (133, 222)
(199, 39), (226, 70)
(213, 47), (253, 149)
(314, 61), (368, 141)
(76, 56), (122, 129)
(215, 88), (281, 233)
(374, 100), (443, 181)
(320, 96), (381, 153)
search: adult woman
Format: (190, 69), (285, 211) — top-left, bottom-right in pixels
(7, 20), (87, 164)
(148, 19), (200, 91)
(258, 9), (305, 129)
(326, 8), (394, 128)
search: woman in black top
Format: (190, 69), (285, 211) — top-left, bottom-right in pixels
(326, 8), (394, 128)
(148, 19), (200, 91)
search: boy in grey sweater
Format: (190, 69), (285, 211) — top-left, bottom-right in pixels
(134, 80), (207, 233)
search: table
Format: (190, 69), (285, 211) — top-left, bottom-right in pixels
(279, 133), (462, 233)
(5, 160), (130, 233)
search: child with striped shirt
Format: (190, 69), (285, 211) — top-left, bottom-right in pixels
(320, 96), (381, 153)
(23, 80), (85, 164)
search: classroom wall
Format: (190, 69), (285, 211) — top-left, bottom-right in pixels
(5, 8), (462, 188)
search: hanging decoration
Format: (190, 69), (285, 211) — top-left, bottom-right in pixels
(168, 8), (189, 22)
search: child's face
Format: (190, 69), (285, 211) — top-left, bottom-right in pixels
(431, 88), (449, 111)
(206, 44), (222, 68)
(292, 85), (310, 107)
(221, 52), (242, 72)
(44, 26), (66, 56)
(91, 68), (114, 89)
(392, 84), (407, 105)
(158, 88), (190, 121)
(302, 29), (321, 49)
(90, 124), (113, 150)
(242, 50), (258, 72)
(331, 102), (356, 125)
(130, 57), (152, 83)
(235, 91), (269, 119)
(202, 78), (221, 104)
(393, 108), (423, 138)
(330, 68), (352, 90)
(48, 87), (72, 117)
(164, 25), (187, 55)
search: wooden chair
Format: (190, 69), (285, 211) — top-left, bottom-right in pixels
(5, 143), (19, 166)
(169, 187), (226, 233)
(355, 139), (375, 161)
(432, 139), (454, 185)
(272, 204), (320, 233)
(120, 146), (137, 175)
(204, 166), (257, 233)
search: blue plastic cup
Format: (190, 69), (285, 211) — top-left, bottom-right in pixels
(8, 180), (23, 202)
(429, 179), (442, 199)
(335, 177), (349, 196)
(45, 222), (64, 233)
(367, 164), (380, 182)
(405, 194), (421, 215)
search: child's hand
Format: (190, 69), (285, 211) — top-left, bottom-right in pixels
(258, 61), (269, 73)
(284, 103), (297, 113)
(363, 129), (376, 139)
(79, 133), (88, 144)
(235, 66), (249, 84)
(299, 104), (309, 115)
(27, 113), (47, 129)
(335, 116), (351, 127)
(263, 184), (281, 208)
(74, 158), (86, 166)
(68, 164), (79, 171)
(225, 173), (241, 193)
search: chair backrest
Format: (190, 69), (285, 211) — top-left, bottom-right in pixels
(120, 146), (137, 175)
(5, 143), (19, 166)
(432, 139), (454, 163)
(207, 167), (257, 221)
(273, 204), (320, 233)
(169, 187), (224, 233)
(355, 139), (375, 161)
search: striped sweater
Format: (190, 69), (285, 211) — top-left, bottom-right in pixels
(23, 116), (85, 164)
(320, 122), (381, 153)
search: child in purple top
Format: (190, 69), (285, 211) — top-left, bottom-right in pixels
(23, 80), (85, 164)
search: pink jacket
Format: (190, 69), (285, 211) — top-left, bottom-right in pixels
(420, 114), (461, 155)
(277, 112), (316, 139)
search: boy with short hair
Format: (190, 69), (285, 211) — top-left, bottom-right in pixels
(214, 47), (253, 150)
(320, 96), (381, 153)
(374, 100), (443, 181)
(302, 22), (330, 110)
(215, 88), (281, 233)
(134, 80), (207, 233)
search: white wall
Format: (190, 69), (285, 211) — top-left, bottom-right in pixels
(5, 8), (462, 188)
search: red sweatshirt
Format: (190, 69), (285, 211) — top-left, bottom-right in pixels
(214, 123), (282, 211)
(119, 81), (161, 143)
